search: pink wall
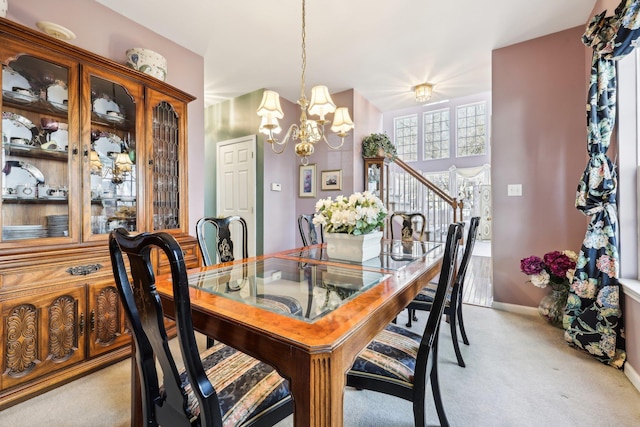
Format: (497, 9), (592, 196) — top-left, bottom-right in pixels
(7, 0), (205, 235)
(491, 26), (589, 306)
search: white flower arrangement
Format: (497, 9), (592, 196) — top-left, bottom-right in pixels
(313, 191), (387, 235)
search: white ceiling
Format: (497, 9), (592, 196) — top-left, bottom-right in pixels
(97, 0), (596, 112)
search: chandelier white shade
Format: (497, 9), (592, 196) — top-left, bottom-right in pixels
(256, 0), (354, 165)
(414, 83), (433, 103)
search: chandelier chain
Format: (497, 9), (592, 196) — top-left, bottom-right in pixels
(300, 0), (307, 102)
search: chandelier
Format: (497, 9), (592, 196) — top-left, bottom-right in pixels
(414, 83), (433, 103)
(256, 0), (354, 165)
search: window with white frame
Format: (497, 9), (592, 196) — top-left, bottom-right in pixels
(456, 102), (487, 157)
(423, 108), (450, 160)
(394, 114), (418, 161)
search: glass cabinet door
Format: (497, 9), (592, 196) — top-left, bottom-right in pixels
(146, 88), (187, 233)
(83, 68), (143, 240)
(1, 53), (78, 244)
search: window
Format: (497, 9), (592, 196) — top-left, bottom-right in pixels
(394, 114), (418, 161)
(423, 108), (450, 160)
(456, 102), (486, 157)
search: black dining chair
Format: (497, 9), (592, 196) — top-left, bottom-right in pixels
(389, 211), (427, 241)
(108, 228), (293, 427)
(298, 213), (324, 246)
(406, 216), (480, 368)
(346, 222), (464, 427)
(195, 216), (303, 315)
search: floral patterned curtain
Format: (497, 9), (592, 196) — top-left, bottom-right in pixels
(564, 0), (640, 368)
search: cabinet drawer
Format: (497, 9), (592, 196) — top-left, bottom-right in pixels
(1, 257), (112, 290)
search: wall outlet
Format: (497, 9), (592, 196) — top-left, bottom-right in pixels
(271, 183), (281, 192)
(507, 184), (522, 196)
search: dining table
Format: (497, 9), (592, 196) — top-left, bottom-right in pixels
(145, 239), (444, 427)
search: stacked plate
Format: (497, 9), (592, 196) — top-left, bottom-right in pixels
(2, 225), (48, 240)
(47, 215), (69, 237)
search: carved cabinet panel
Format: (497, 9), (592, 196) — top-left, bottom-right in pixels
(0, 286), (86, 391)
(87, 281), (129, 358)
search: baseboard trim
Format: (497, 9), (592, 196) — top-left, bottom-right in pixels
(491, 301), (538, 316)
(625, 361), (640, 394)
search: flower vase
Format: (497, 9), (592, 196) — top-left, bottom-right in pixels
(538, 288), (568, 328)
(325, 231), (383, 262)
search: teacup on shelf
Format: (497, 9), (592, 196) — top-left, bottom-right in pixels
(16, 184), (36, 199)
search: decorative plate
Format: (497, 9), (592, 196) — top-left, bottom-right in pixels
(46, 80), (68, 112)
(2, 112), (38, 143)
(93, 94), (121, 115)
(1, 66), (31, 93)
(94, 132), (122, 159)
(2, 160), (45, 189)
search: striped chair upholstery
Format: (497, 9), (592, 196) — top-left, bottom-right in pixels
(174, 343), (290, 425)
(347, 222), (464, 427)
(109, 228), (293, 427)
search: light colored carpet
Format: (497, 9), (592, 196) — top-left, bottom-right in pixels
(2, 305), (639, 426)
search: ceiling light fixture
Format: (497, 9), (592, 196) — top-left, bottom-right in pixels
(414, 83), (433, 103)
(256, 0), (354, 165)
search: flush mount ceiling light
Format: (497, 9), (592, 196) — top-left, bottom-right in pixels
(36, 21), (76, 41)
(414, 83), (433, 103)
(256, 0), (354, 165)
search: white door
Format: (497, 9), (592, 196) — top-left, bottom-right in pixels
(216, 135), (256, 259)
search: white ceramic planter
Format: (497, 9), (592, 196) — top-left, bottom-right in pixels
(325, 231), (383, 262)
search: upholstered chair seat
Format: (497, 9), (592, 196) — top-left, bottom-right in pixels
(170, 342), (291, 425)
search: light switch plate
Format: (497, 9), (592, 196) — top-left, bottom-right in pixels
(271, 183), (281, 191)
(507, 184), (522, 196)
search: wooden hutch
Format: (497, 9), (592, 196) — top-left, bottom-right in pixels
(0, 17), (200, 408)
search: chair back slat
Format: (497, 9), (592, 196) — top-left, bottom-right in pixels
(455, 216), (480, 287)
(390, 212), (426, 241)
(298, 213), (324, 246)
(196, 216), (248, 265)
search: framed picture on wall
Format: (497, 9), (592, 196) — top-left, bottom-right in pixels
(321, 169), (342, 191)
(299, 164), (316, 198)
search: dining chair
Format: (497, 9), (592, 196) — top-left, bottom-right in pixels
(195, 216), (303, 316)
(108, 228), (293, 427)
(406, 216), (480, 368)
(298, 213), (324, 246)
(390, 212), (426, 241)
(346, 222), (464, 427)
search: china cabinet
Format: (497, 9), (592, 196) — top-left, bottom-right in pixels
(364, 156), (389, 236)
(0, 17), (198, 408)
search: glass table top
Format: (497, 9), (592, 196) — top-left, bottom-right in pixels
(283, 240), (441, 271)
(187, 257), (388, 323)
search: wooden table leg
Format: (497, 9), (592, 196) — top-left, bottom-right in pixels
(291, 352), (345, 427)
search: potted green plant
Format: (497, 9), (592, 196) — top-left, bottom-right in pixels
(362, 132), (397, 160)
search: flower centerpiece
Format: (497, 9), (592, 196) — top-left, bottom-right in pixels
(520, 250), (578, 327)
(313, 191), (387, 262)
